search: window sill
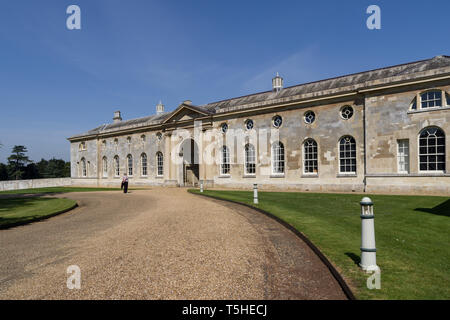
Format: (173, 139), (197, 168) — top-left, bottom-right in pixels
(301, 174), (319, 178)
(407, 106), (450, 114)
(366, 172), (450, 177)
(243, 175), (256, 178)
(270, 174), (285, 178)
(337, 173), (357, 178)
(219, 174), (231, 178)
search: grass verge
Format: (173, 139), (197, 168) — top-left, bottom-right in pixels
(0, 186), (123, 195)
(0, 197), (77, 228)
(189, 189), (449, 300)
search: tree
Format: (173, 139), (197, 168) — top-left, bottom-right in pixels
(36, 158), (71, 178)
(0, 163), (8, 180)
(23, 163), (40, 179)
(7, 145), (31, 180)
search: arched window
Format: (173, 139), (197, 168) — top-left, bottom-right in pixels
(303, 139), (318, 174)
(339, 136), (356, 174)
(244, 144), (256, 175)
(156, 152), (164, 176)
(141, 153), (147, 176)
(272, 142), (285, 174)
(419, 127), (445, 171)
(102, 156), (108, 178)
(127, 154), (133, 176)
(114, 156), (120, 177)
(411, 89), (449, 110)
(421, 90), (442, 108)
(221, 146), (230, 175)
(80, 158), (87, 177)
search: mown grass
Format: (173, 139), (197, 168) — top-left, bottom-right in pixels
(0, 197), (77, 227)
(0, 186), (122, 194)
(0, 186), (127, 227)
(189, 189), (450, 300)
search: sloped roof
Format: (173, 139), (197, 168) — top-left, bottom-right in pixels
(200, 55), (450, 113)
(69, 55), (450, 140)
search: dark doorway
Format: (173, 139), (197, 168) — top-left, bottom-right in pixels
(180, 139), (199, 186)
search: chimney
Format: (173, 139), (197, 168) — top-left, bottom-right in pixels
(113, 111), (122, 123)
(156, 100), (165, 115)
(272, 72), (283, 92)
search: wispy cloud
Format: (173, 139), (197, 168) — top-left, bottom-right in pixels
(242, 44), (321, 93)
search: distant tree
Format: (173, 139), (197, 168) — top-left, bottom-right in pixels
(36, 158), (70, 178)
(64, 161), (71, 177)
(7, 145), (31, 180)
(23, 163), (40, 179)
(0, 163), (8, 180)
(36, 159), (49, 178)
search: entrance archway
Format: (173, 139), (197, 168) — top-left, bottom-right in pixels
(179, 138), (199, 186)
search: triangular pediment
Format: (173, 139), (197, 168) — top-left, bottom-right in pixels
(163, 103), (211, 124)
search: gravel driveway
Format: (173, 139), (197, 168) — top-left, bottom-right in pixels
(0, 189), (346, 299)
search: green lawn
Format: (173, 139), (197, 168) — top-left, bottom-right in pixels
(0, 186), (126, 228)
(0, 197), (77, 228)
(0, 186), (122, 194)
(189, 189), (450, 300)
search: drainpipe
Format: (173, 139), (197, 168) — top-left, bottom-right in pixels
(362, 93), (367, 193)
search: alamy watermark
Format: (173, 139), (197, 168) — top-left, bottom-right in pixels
(366, 268), (381, 290)
(366, 5), (381, 30)
(66, 5), (81, 30)
(66, 265), (81, 289)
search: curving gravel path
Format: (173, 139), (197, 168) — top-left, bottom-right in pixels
(0, 189), (346, 299)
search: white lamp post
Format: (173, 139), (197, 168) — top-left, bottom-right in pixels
(253, 184), (258, 204)
(200, 181), (203, 193)
(360, 197), (379, 272)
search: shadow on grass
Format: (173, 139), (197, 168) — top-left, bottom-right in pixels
(0, 197), (39, 211)
(415, 199), (450, 217)
(345, 252), (361, 266)
(0, 197), (43, 226)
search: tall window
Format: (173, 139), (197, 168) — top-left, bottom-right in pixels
(127, 155), (133, 176)
(303, 139), (318, 174)
(272, 142), (285, 174)
(339, 136), (356, 174)
(102, 157), (108, 178)
(114, 156), (120, 177)
(419, 127), (445, 171)
(244, 144), (256, 175)
(141, 153), (147, 176)
(397, 140), (409, 173)
(156, 152), (164, 176)
(80, 158), (87, 177)
(221, 146), (230, 175)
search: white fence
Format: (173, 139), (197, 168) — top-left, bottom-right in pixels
(0, 178), (72, 191)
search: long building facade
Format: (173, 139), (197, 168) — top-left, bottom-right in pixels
(68, 56), (450, 195)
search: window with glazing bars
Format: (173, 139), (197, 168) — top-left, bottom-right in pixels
(339, 136), (356, 173)
(303, 139), (318, 174)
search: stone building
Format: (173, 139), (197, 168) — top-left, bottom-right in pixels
(68, 56), (450, 195)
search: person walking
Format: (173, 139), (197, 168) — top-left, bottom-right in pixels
(121, 173), (129, 193)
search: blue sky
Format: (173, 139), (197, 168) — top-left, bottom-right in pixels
(0, 0), (449, 162)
